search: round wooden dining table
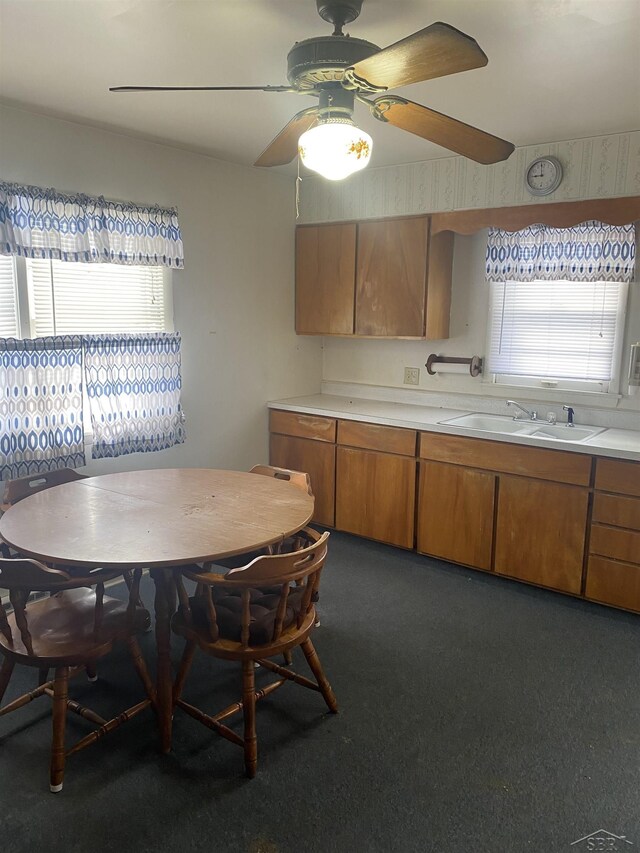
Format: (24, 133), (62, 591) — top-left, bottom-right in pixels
(0, 468), (315, 751)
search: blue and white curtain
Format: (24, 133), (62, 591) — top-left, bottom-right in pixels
(0, 336), (85, 480)
(0, 182), (184, 269)
(84, 333), (185, 460)
(486, 221), (636, 283)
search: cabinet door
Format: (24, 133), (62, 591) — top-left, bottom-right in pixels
(336, 447), (415, 548)
(270, 434), (335, 527)
(295, 224), (356, 335)
(355, 217), (428, 337)
(494, 476), (588, 594)
(417, 461), (496, 570)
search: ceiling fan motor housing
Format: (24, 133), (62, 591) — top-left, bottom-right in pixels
(287, 35), (379, 90)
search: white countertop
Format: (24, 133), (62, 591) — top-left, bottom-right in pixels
(268, 394), (640, 461)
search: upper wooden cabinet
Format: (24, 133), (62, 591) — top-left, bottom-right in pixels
(295, 216), (453, 339)
(295, 224), (356, 335)
(356, 217), (428, 337)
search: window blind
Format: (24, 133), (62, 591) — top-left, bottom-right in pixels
(0, 255), (19, 337)
(487, 279), (627, 384)
(26, 259), (165, 336)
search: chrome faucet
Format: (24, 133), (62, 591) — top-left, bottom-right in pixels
(506, 400), (538, 421)
(563, 405), (575, 427)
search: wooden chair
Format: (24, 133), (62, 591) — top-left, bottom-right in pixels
(0, 470), (142, 605)
(216, 465), (320, 643)
(248, 464), (313, 497)
(172, 527), (337, 778)
(1, 470), (88, 557)
(0, 558), (154, 792)
(1, 468), (87, 512)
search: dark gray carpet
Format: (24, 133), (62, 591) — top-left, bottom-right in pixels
(1, 532), (639, 853)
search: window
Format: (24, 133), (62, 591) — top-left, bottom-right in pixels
(486, 279), (628, 393)
(0, 254), (171, 338)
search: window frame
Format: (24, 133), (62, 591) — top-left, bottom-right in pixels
(484, 277), (629, 397)
(9, 256), (174, 338)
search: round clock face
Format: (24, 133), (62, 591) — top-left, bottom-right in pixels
(525, 156), (563, 196)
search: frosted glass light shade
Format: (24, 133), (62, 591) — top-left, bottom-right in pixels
(298, 119), (372, 181)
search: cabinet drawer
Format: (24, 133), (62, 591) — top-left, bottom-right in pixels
(592, 493), (640, 531)
(595, 458), (640, 497)
(590, 524), (640, 565)
(585, 555), (640, 612)
(269, 410), (336, 443)
(337, 420), (416, 456)
(419, 433), (591, 486)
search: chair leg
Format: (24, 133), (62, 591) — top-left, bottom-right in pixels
(0, 657), (15, 704)
(85, 664), (98, 683)
(300, 638), (338, 713)
(241, 659), (258, 779)
(50, 666), (69, 793)
(283, 650), (293, 666)
(127, 637), (156, 704)
(173, 640), (196, 705)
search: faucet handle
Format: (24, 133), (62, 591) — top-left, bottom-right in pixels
(562, 405), (575, 426)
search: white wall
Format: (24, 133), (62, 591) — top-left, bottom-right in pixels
(299, 130), (640, 426)
(0, 104), (323, 474)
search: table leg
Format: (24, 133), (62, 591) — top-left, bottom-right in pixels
(150, 567), (176, 753)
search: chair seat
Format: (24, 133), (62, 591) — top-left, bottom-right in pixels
(0, 588), (150, 664)
(178, 585), (305, 646)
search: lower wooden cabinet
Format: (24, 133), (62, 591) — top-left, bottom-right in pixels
(269, 408), (639, 614)
(269, 433), (335, 527)
(417, 460), (496, 570)
(585, 556), (640, 611)
(335, 446), (415, 548)
(586, 457), (640, 610)
(494, 476), (589, 594)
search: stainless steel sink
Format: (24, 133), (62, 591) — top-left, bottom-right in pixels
(439, 413), (538, 434)
(439, 412), (606, 443)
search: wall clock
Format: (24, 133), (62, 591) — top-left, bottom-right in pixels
(525, 156), (563, 196)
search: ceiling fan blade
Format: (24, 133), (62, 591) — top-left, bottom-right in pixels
(347, 22), (487, 91)
(373, 97), (514, 164)
(109, 85), (294, 93)
(254, 110), (319, 167)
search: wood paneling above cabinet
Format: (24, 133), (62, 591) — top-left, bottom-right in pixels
(295, 215), (453, 339)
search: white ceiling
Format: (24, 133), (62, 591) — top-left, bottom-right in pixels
(1, 0), (639, 173)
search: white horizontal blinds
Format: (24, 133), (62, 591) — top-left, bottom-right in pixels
(27, 257), (55, 336)
(487, 280), (626, 382)
(26, 259), (165, 335)
(0, 255), (19, 337)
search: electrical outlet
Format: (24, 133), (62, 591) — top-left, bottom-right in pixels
(404, 367), (420, 385)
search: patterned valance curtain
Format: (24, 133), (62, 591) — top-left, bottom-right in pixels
(84, 333), (185, 460)
(485, 221), (636, 283)
(0, 181), (184, 268)
(0, 336), (85, 480)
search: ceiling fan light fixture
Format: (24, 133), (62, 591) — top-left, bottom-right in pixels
(298, 118), (372, 181)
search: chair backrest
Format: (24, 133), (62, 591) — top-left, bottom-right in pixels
(249, 464), (313, 497)
(2, 468), (87, 508)
(0, 558), (132, 657)
(178, 527), (329, 649)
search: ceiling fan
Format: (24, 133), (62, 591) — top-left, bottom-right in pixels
(110, 0), (515, 180)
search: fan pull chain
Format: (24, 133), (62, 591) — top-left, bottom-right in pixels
(295, 157), (302, 220)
